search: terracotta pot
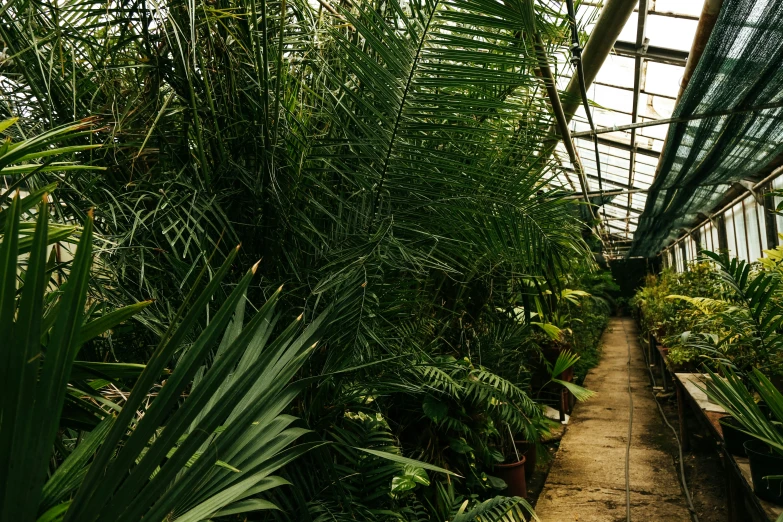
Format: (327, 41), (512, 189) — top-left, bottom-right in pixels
(513, 441), (537, 479)
(494, 455), (527, 498)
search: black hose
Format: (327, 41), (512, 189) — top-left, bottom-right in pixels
(639, 331), (700, 522)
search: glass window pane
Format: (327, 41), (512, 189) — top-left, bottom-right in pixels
(735, 203), (749, 262)
(745, 197), (761, 261)
(726, 208), (737, 258)
(758, 200), (768, 252)
(711, 221), (720, 252)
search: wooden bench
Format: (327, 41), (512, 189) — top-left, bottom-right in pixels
(674, 372), (783, 522)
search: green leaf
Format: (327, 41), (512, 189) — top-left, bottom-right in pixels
(391, 476), (417, 493)
(77, 301), (153, 345)
(532, 322), (562, 340)
(210, 499), (280, 517)
(39, 416), (114, 513)
(449, 438), (474, 455)
(422, 395), (448, 422)
(36, 502), (70, 522)
(355, 447), (460, 477)
(552, 379), (596, 402)
(391, 464), (430, 493)
(0, 118), (18, 134)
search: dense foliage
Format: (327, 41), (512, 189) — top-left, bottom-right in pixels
(0, 0), (612, 519)
(633, 245), (783, 469)
(633, 261), (725, 366)
(635, 245), (783, 374)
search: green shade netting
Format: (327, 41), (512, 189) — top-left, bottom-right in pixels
(629, 0), (783, 257)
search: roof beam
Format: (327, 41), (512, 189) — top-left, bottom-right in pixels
(529, 31), (594, 207)
(592, 80), (677, 101)
(605, 203), (642, 215)
(571, 99), (783, 138)
(563, 188), (648, 200)
(613, 40), (688, 66)
(577, 135), (661, 159)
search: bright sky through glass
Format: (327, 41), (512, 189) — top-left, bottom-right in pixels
(552, 0), (704, 257)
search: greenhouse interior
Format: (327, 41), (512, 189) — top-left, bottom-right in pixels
(4, 0), (783, 520)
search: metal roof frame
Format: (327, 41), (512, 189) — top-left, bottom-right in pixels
(551, 0), (704, 256)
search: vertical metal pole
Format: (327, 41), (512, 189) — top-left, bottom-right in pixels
(717, 213), (729, 252)
(762, 182), (779, 248)
(731, 208), (739, 258)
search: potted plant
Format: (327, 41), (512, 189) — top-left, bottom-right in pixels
(494, 427), (542, 483)
(702, 365), (783, 504)
(492, 446), (528, 498)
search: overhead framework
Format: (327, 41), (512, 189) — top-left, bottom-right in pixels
(551, 0), (704, 259)
(629, 0), (783, 257)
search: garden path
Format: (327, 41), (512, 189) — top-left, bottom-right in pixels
(535, 317), (692, 522)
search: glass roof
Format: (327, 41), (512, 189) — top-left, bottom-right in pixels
(551, 0), (704, 258)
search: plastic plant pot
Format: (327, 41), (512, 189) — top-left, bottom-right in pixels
(493, 455), (527, 498)
(744, 439), (783, 505)
(719, 416), (754, 456)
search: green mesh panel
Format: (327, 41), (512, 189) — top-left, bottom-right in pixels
(629, 0), (783, 257)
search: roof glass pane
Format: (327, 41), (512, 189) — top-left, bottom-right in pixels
(634, 162), (656, 176)
(593, 54), (636, 89)
(644, 61), (685, 98)
(556, 0), (702, 249)
(639, 94), (676, 120)
(654, 0), (704, 17)
(644, 15), (699, 52)
(592, 84), (634, 114)
(633, 173), (654, 188)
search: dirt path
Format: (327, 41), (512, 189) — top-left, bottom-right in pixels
(534, 317), (692, 522)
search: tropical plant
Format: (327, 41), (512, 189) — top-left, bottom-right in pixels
(701, 365), (783, 456)
(0, 191), (340, 521)
(450, 496), (537, 522)
(1, 0), (604, 517)
(0, 0), (590, 336)
(633, 258), (731, 367)
(665, 251), (783, 374)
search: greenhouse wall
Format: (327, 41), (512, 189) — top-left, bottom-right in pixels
(661, 174), (783, 271)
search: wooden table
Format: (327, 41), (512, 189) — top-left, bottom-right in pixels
(674, 373), (783, 522)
